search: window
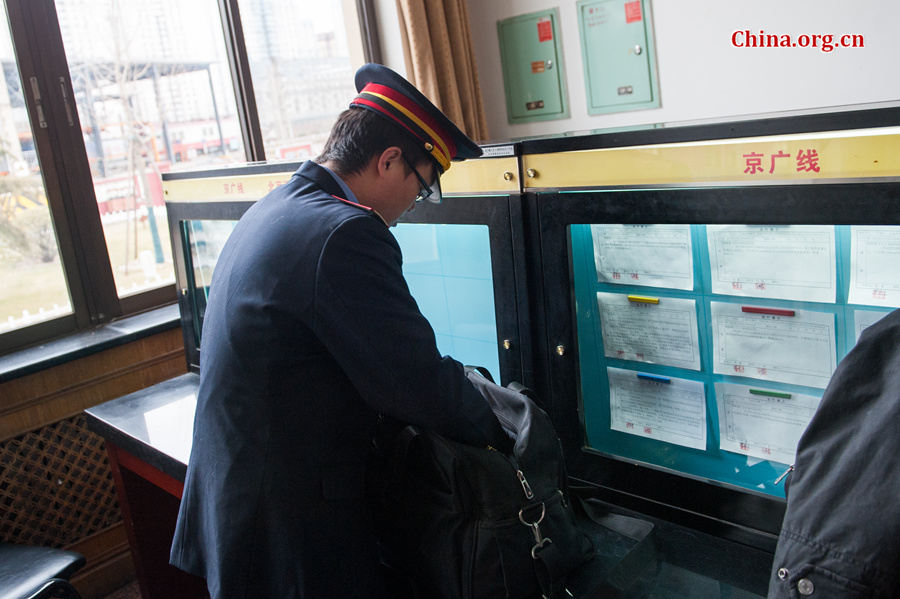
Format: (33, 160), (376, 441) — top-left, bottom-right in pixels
(56, 0), (245, 297)
(0, 0), (372, 355)
(0, 21), (72, 335)
(236, 0), (358, 160)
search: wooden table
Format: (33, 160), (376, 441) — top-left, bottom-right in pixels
(85, 373), (206, 599)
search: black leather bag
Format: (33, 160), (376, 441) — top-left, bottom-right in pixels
(373, 369), (593, 599)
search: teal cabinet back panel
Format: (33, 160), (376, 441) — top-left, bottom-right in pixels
(570, 223), (895, 498)
(393, 223), (500, 383)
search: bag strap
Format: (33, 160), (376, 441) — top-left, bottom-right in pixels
(519, 499), (575, 599)
(464, 364), (495, 383)
(532, 541), (574, 598)
(506, 380), (539, 402)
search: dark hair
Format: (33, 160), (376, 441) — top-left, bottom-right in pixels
(316, 107), (432, 176)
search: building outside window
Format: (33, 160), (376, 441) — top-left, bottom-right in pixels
(0, 0), (368, 353)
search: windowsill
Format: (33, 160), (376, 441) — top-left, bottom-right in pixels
(0, 304), (181, 384)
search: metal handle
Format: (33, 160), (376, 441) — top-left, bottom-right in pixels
(503, 171), (514, 181)
(526, 168), (538, 178)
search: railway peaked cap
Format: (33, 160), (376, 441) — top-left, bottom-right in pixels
(351, 63), (482, 172)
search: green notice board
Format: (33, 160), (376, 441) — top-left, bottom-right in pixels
(577, 0), (660, 114)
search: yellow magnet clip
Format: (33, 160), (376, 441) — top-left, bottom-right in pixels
(626, 295), (660, 304)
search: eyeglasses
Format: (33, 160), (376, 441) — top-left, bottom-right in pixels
(401, 154), (442, 204)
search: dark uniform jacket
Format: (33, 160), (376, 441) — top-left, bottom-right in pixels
(169, 161), (509, 599)
(768, 309), (900, 599)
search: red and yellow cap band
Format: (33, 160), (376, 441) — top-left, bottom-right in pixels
(351, 82), (457, 172)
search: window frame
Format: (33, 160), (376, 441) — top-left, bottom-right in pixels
(0, 0), (375, 356)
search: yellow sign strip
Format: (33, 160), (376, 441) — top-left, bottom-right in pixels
(164, 156), (520, 203)
(163, 170), (297, 203)
(522, 132), (900, 188)
(441, 157), (519, 194)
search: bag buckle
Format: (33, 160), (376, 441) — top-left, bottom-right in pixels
(519, 502), (553, 559)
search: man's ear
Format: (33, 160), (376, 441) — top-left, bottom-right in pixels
(376, 146), (403, 176)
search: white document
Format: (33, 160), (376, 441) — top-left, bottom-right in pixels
(853, 309), (890, 345)
(707, 225), (835, 303)
(607, 367), (706, 450)
(715, 383), (820, 464)
(711, 302), (836, 388)
(848, 226), (900, 308)
(597, 292), (700, 370)
(591, 224), (693, 290)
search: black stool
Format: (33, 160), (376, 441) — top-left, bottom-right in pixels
(0, 543), (85, 599)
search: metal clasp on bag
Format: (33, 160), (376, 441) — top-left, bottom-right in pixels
(518, 502), (553, 559)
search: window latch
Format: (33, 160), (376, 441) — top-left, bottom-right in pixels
(29, 76), (47, 128)
(58, 76), (75, 127)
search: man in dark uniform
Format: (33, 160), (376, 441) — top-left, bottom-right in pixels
(767, 308), (900, 598)
(169, 64), (512, 598)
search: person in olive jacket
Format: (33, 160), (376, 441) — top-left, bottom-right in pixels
(768, 308), (900, 598)
(169, 64), (512, 599)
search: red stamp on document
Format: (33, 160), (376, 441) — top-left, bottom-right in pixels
(625, 1), (642, 23)
(537, 19), (553, 42)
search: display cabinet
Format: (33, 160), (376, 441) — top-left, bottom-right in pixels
(162, 147), (528, 384)
(518, 105), (900, 551)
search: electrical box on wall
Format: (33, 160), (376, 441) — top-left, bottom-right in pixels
(577, 0), (660, 114)
(497, 8), (569, 124)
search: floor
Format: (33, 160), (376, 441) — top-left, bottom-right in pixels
(101, 581), (141, 599)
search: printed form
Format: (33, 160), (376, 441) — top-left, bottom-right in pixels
(591, 224), (694, 290)
(848, 226), (900, 308)
(607, 367), (706, 450)
(853, 309), (889, 345)
(707, 225), (835, 303)
(596, 292), (700, 370)
(711, 302), (836, 388)
(715, 383), (820, 464)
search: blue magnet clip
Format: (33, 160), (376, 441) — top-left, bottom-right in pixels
(637, 373), (671, 384)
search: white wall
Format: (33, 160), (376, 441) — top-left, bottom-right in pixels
(466, 0), (900, 141)
(372, 0), (408, 78)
